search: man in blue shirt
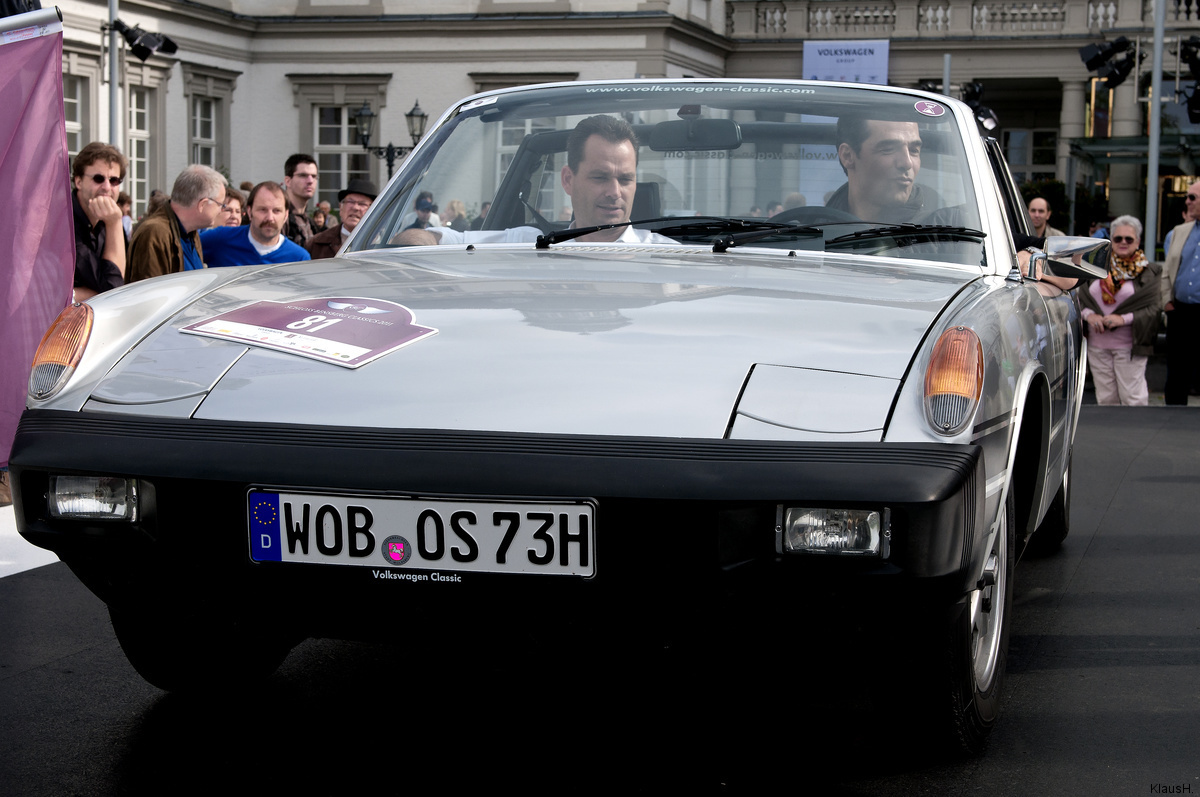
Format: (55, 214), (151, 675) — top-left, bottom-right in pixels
(200, 181), (310, 268)
(1162, 182), (1200, 404)
(128, 164), (226, 283)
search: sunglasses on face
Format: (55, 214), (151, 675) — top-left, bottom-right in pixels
(1112, 235), (1137, 244)
(87, 174), (122, 186)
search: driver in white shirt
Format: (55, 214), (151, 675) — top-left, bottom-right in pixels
(427, 114), (674, 246)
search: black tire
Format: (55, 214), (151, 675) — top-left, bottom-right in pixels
(1026, 458), (1070, 556)
(109, 605), (296, 692)
(946, 489), (1015, 755)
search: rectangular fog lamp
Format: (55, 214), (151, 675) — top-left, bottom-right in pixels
(49, 476), (138, 521)
(778, 507), (885, 555)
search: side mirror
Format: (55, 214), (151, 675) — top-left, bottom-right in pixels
(1042, 235), (1110, 280)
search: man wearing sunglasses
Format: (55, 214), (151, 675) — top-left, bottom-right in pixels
(1162, 182), (1200, 405)
(71, 141), (128, 301)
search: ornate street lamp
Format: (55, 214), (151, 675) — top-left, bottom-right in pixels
(355, 99), (429, 179)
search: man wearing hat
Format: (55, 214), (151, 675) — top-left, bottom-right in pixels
(307, 178), (378, 260)
(399, 191), (440, 231)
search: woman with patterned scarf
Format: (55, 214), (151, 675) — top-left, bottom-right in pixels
(1078, 215), (1164, 405)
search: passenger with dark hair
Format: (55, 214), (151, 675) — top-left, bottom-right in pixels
(825, 113), (928, 222)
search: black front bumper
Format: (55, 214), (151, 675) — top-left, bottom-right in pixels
(12, 409), (986, 642)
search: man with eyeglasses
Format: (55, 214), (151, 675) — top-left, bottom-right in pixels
(127, 164), (228, 283)
(71, 141), (129, 300)
(307, 179), (377, 260)
(1162, 181), (1200, 404)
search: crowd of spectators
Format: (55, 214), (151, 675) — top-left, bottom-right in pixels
(69, 142), (486, 302)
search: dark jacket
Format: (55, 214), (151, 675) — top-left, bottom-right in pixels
(127, 202), (204, 283)
(824, 182), (936, 223)
(72, 191), (125, 293)
(306, 225), (344, 260)
(1078, 262), (1164, 357)
(285, 206), (314, 248)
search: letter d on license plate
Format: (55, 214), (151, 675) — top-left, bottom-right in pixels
(248, 490), (595, 577)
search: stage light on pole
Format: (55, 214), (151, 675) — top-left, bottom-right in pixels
(107, 18), (176, 62)
(1079, 37), (1131, 72)
(1079, 36), (1142, 90)
(962, 82), (999, 131)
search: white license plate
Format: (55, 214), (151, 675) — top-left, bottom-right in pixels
(248, 490), (595, 577)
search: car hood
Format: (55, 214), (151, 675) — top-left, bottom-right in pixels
(86, 247), (974, 439)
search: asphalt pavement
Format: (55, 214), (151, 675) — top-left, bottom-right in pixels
(1, 406), (1199, 794)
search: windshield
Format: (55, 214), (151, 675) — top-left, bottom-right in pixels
(350, 81), (984, 264)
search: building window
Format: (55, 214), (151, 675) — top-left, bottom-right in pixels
(128, 86), (151, 216)
(286, 73), (393, 185)
(62, 50), (100, 160)
(314, 105), (372, 208)
(125, 61), (170, 218)
(191, 96), (217, 167)
(63, 75), (85, 158)
(182, 65), (239, 175)
(1002, 129), (1057, 185)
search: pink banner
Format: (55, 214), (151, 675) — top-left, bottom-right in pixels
(0, 15), (73, 467)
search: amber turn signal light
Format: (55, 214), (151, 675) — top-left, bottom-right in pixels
(924, 326), (983, 435)
(29, 302), (93, 400)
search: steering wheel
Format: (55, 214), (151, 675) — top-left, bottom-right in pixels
(767, 206), (862, 226)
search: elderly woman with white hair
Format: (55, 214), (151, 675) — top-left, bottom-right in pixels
(1078, 214), (1163, 405)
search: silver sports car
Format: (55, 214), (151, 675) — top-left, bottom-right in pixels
(13, 79), (1107, 753)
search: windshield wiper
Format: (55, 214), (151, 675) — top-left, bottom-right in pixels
(708, 224), (824, 252)
(536, 221), (633, 248)
(648, 217), (823, 252)
(826, 224), (986, 247)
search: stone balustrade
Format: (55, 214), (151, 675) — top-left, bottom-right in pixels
(726, 0), (1199, 37)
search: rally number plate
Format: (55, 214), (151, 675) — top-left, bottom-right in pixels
(248, 490), (595, 577)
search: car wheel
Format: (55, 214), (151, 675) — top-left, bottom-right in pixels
(109, 605), (295, 692)
(1026, 457), (1070, 556)
(946, 489), (1015, 755)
